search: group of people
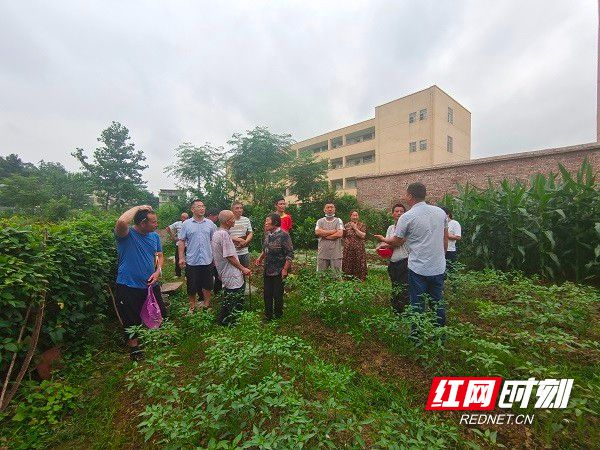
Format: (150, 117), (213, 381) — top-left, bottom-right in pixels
(114, 183), (461, 359)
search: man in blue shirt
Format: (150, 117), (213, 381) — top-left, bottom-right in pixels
(115, 205), (166, 360)
(375, 182), (448, 336)
(178, 199), (217, 313)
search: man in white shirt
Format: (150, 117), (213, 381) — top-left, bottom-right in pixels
(375, 182), (448, 333)
(165, 212), (188, 277)
(376, 203), (410, 313)
(229, 201), (253, 268)
(211, 210), (252, 325)
(442, 207), (462, 269)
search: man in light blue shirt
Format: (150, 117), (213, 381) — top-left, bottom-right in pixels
(375, 182), (448, 334)
(178, 199), (217, 313)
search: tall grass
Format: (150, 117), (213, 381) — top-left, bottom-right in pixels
(441, 159), (600, 283)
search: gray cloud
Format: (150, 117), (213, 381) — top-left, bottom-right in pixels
(0, 0), (596, 193)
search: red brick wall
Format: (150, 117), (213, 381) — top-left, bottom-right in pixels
(356, 143), (600, 209)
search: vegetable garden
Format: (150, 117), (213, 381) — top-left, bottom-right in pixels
(0, 162), (599, 449)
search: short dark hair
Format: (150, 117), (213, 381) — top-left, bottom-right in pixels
(134, 209), (155, 225)
(407, 182), (426, 200)
(392, 203), (406, 213)
(190, 198), (203, 206)
(207, 210), (219, 217)
(267, 213), (281, 227)
(231, 201), (243, 208)
(440, 206), (453, 219)
(274, 197), (285, 205)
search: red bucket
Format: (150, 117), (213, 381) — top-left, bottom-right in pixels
(376, 247), (393, 259)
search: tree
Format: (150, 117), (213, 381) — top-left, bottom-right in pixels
(166, 143), (224, 193)
(0, 154), (36, 179)
(227, 127), (294, 207)
(285, 153), (328, 203)
(72, 121), (148, 209)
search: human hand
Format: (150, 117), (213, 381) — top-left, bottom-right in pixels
(147, 270), (160, 284)
(241, 267), (252, 276)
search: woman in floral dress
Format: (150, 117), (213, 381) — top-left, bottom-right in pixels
(342, 211), (367, 281)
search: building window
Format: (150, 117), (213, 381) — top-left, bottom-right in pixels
(419, 109), (427, 120)
(362, 154), (374, 164)
(331, 179), (343, 190)
(409, 142), (417, 153)
(448, 107), (454, 124)
(345, 178), (357, 189)
(447, 136), (453, 153)
(419, 140), (427, 151)
(330, 158), (343, 169)
(409, 112), (416, 123)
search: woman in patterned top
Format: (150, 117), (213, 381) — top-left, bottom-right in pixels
(342, 210), (367, 281)
(255, 213), (294, 321)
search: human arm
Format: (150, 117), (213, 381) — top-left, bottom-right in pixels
(352, 222), (367, 239)
(226, 255), (252, 276)
(323, 219), (344, 240)
(165, 225), (175, 240)
(281, 233), (294, 278)
(448, 222), (462, 241)
(148, 252), (163, 284)
(443, 228), (449, 254)
(115, 205), (151, 237)
(177, 240), (186, 268)
(255, 251), (265, 266)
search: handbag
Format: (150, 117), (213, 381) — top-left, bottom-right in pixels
(140, 285), (163, 329)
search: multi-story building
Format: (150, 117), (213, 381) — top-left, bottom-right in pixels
(290, 85), (471, 196)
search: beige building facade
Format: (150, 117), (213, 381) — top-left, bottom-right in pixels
(290, 85), (471, 196)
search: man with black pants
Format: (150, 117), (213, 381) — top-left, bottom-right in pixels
(114, 205), (167, 360)
(178, 199), (217, 314)
(256, 213), (293, 321)
(375, 183), (448, 338)
(166, 212), (188, 277)
(378, 203), (409, 314)
(211, 210), (252, 325)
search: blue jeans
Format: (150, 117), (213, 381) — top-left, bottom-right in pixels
(408, 269), (446, 328)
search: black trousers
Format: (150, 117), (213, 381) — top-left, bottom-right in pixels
(264, 275), (284, 320)
(174, 245), (182, 277)
(217, 284), (245, 326)
(387, 258), (409, 314)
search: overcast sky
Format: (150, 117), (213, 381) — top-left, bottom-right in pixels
(0, 0), (597, 193)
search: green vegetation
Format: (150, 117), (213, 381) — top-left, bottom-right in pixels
(0, 214), (116, 377)
(441, 159), (600, 283)
(1, 252), (598, 448)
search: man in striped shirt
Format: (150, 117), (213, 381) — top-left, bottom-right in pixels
(229, 201), (254, 268)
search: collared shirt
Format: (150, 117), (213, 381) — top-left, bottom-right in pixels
(116, 227), (162, 289)
(168, 220), (184, 243)
(263, 228), (294, 276)
(211, 228), (244, 289)
(395, 202), (448, 276)
(229, 216), (253, 256)
(447, 219), (462, 252)
(178, 217), (217, 266)
(386, 224), (409, 262)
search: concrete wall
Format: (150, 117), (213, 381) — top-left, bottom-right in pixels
(356, 143), (600, 210)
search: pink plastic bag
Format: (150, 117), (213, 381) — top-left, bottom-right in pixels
(140, 285), (163, 329)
